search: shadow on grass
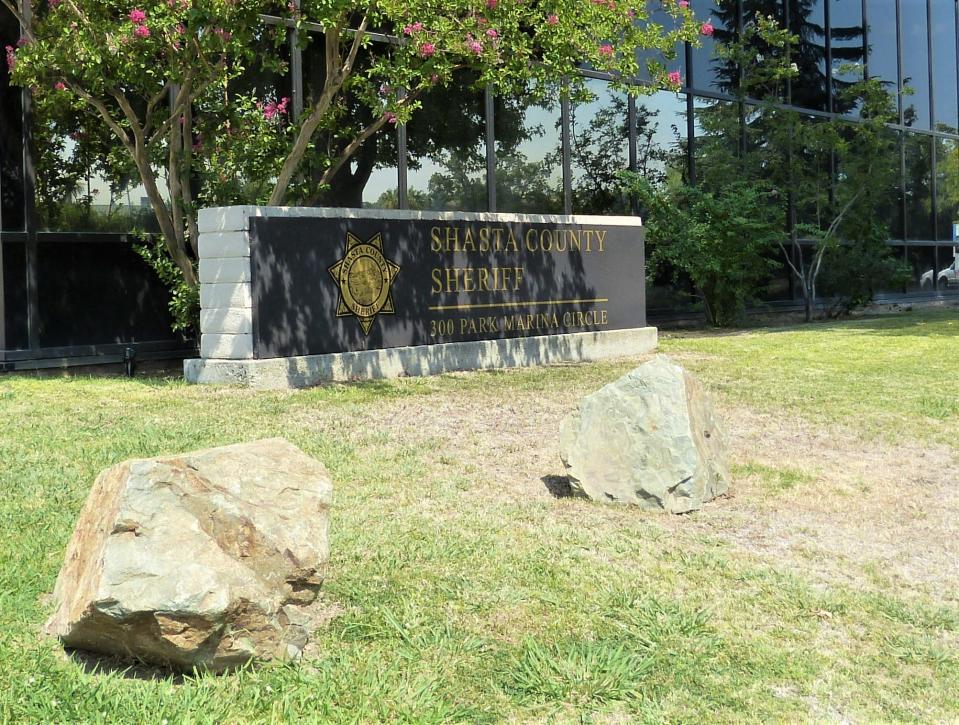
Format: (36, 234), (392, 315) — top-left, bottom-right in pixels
(67, 648), (186, 683)
(541, 475), (580, 498)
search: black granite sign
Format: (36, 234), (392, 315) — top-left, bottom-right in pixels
(248, 215), (646, 358)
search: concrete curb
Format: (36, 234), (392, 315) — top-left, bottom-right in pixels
(184, 327), (658, 389)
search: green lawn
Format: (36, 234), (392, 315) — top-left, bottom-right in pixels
(0, 309), (957, 723)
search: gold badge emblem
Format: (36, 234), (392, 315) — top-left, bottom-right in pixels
(328, 232), (401, 335)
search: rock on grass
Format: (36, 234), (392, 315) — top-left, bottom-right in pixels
(45, 438), (333, 672)
(560, 355), (730, 513)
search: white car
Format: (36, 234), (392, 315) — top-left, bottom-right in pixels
(921, 261), (958, 289)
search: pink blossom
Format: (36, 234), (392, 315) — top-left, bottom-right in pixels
(384, 111), (397, 124)
(486, 28), (498, 39)
(467, 38), (484, 54)
(214, 27), (232, 41)
(54, 81), (66, 90)
(678, 0), (689, 7)
(133, 24), (150, 38)
(546, 13), (559, 25)
(379, 82), (391, 95)
(15, 37), (29, 47)
(700, 21), (714, 36)
(419, 41), (436, 58)
(175, 23), (185, 34)
(487, 0), (497, 7)
(598, 43), (614, 57)
(403, 21), (423, 35)
(429, 73), (439, 83)
(128, 8), (146, 24)
(5, 45), (15, 72)
(668, 70), (682, 85)
(262, 96), (289, 119)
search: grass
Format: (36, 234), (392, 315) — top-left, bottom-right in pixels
(658, 308), (959, 445)
(0, 309), (957, 722)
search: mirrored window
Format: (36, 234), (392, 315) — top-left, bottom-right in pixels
(905, 133), (933, 239)
(936, 137), (959, 240)
(569, 79), (630, 214)
(830, 0), (866, 115)
(0, 7), (23, 231)
(788, 0), (828, 111)
(865, 0), (899, 98)
(689, 0), (738, 94)
(901, 1), (931, 128)
(406, 73), (487, 212)
(494, 89), (563, 214)
(931, 0), (958, 132)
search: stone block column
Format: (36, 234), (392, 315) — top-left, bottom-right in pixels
(196, 216), (254, 360)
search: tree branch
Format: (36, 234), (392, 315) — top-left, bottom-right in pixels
(267, 15), (369, 205)
(318, 89), (423, 190)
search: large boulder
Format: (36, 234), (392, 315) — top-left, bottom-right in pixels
(45, 438), (333, 672)
(559, 355), (729, 513)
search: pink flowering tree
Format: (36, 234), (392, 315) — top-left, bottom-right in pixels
(6, 0), (702, 323)
(4, 0), (275, 289)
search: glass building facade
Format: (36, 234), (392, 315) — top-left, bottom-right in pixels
(2, 0), (959, 363)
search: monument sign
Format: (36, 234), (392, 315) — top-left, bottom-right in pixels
(185, 207), (656, 388)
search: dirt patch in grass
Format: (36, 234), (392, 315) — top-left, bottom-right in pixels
(297, 364), (959, 604)
(684, 405), (959, 601)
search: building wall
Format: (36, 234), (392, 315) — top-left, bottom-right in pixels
(2, 1), (958, 350)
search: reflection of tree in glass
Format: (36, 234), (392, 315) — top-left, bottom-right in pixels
(936, 138), (959, 239)
(494, 92), (564, 213)
(710, 0), (864, 113)
(904, 134), (933, 239)
(32, 102), (155, 233)
(402, 75), (488, 211)
(565, 95), (683, 214)
(401, 88), (566, 213)
(0, 10), (24, 229)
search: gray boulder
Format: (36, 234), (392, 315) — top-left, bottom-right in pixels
(559, 355), (729, 513)
(45, 438), (333, 671)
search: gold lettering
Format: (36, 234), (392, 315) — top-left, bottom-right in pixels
(583, 229), (594, 252)
(540, 229), (553, 251)
(568, 229), (581, 252)
(431, 227), (442, 253)
(479, 227), (491, 252)
(525, 229), (538, 252)
(596, 229), (607, 252)
(555, 230), (567, 252)
(478, 267), (490, 291)
(446, 226), (459, 252)
(505, 229), (519, 252)
(512, 267), (524, 291)
(463, 227), (477, 252)
(445, 267), (460, 293)
(431, 268), (443, 294)
(462, 267), (475, 292)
